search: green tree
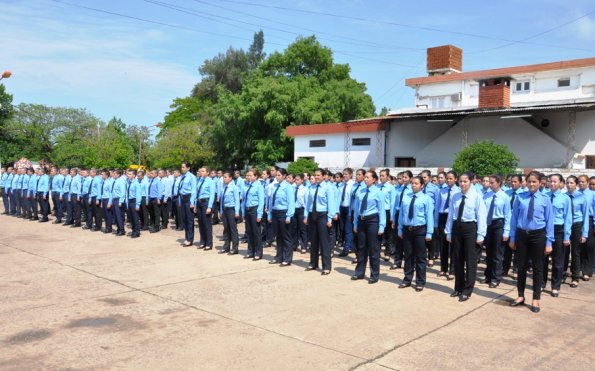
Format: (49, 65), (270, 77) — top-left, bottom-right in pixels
(149, 122), (214, 169)
(452, 140), (518, 177)
(89, 118), (135, 168)
(287, 158), (318, 175)
(212, 35), (375, 166)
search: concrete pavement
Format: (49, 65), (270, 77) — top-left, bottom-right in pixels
(1, 212), (594, 370)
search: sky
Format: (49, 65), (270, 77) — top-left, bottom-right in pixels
(1, 0), (595, 127)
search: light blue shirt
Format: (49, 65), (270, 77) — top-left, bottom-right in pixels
(140, 177), (149, 198)
(70, 174), (83, 195)
(172, 176), (181, 197)
(338, 180), (355, 208)
(52, 174), (64, 194)
(509, 191), (554, 246)
(353, 184), (386, 231)
(242, 181), (265, 219)
(422, 182), (440, 207)
(20, 174), (30, 190)
(304, 182), (335, 223)
(197, 176), (216, 209)
(111, 177), (127, 206)
(268, 180), (296, 222)
(162, 176), (174, 199)
(550, 190), (572, 241)
(126, 178), (141, 208)
(376, 181), (395, 212)
(392, 183), (413, 222)
(349, 181), (365, 215)
(101, 178), (114, 200)
(90, 176), (104, 199)
(81, 176), (92, 196)
(148, 177), (164, 200)
(445, 188), (488, 241)
(5, 173), (13, 190)
(295, 184), (308, 209)
(177, 172), (198, 206)
(37, 174), (50, 196)
(220, 182), (240, 215)
(398, 190), (434, 239)
(61, 175), (72, 197)
(483, 189), (512, 238)
(1, 172), (7, 188)
(27, 174), (38, 195)
(567, 190), (590, 238)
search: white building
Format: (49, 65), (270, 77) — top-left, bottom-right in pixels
(286, 45), (595, 170)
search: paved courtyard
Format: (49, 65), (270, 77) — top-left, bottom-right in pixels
(1, 210), (594, 370)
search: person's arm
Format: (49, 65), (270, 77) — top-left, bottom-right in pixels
(426, 196), (434, 239)
(257, 186), (265, 220)
(285, 184), (295, 222)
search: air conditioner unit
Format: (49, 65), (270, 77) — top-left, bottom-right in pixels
(451, 93), (462, 102)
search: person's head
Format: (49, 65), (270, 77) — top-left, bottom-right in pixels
(80, 169), (88, 177)
(114, 169), (122, 178)
(27, 167), (34, 175)
(181, 161), (191, 174)
(50, 167), (57, 176)
(199, 166), (209, 178)
(286, 173), (295, 184)
(420, 170), (431, 185)
(270, 166), (279, 178)
(173, 169), (181, 177)
(334, 172), (343, 183)
(234, 170), (241, 179)
(567, 175), (578, 193)
(540, 174), (549, 189)
(309, 174), (315, 183)
(158, 169), (165, 178)
(89, 168), (97, 177)
(401, 170), (412, 186)
(127, 169), (136, 180)
(353, 169), (364, 183)
(223, 171), (233, 184)
(525, 171), (542, 193)
(482, 176), (490, 190)
(578, 175), (589, 191)
(396, 172), (403, 185)
(150, 170), (158, 179)
(521, 175), (527, 188)
(510, 174), (522, 190)
(379, 169), (390, 183)
(431, 175), (438, 185)
(276, 168), (287, 182)
(342, 168), (353, 181)
(438, 172), (446, 186)
(459, 172), (474, 193)
(137, 170), (145, 180)
(446, 171), (457, 187)
(590, 176), (595, 191)
(489, 175), (502, 192)
(101, 169), (109, 180)
(209, 170), (216, 177)
(295, 174), (304, 186)
(364, 170), (378, 188)
(61, 168), (68, 176)
(166, 169), (171, 177)
(314, 168), (326, 184)
(40, 167), (47, 175)
(260, 170), (269, 180)
(70, 168), (77, 176)
(411, 176), (423, 193)
(549, 174), (564, 191)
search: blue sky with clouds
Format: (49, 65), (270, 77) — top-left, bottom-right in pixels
(2, 0), (595, 126)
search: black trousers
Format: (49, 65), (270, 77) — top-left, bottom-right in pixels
(222, 207), (239, 252)
(265, 210), (275, 244)
(245, 206), (262, 257)
(212, 199), (220, 224)
(383, 209), (394, 257)
(196, 199), (213, 247)
(484, 219), (505, 283)
(113, 198), (124, 233)
(10, 189), (18, 214)
(271, 209), (292, 263)
(160, 198), (169, 227)
(87, 196), (96, 228)
(101, 199), (112, 231)
(308, 213), (331, 270)
(452, 221), (478, 296)
(544, 225), (565, 290)
(171, 196), (181, 228)
(566, 222), (582, 280)
(127, 199), (140, 234)
(292, 207), (308, 251)
(81, 195), (89, 225)
(52, 191), (62, 220)
(582, 217), (594, 277)
(37, 192), (49, 218)
(516, 228), (546, 300)
(503, 241), (518, 275)
(94, 197), (104, 229)
(30, 193), (39, 218)
(140, 196), (149, 229)
(438, 213), (454, 274)
(180, 195), (194, 243)
(71, 194), (81, 225)
(355, 215), (381, 280)
(148, 198), (161, 228)
(402, 226), (427, 286)
(1, 188), (8, 213)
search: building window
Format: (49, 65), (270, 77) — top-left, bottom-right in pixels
(587, 155), (595, 170)
(352, 138), (371, 146)
(309, 139), (326, 148)
(430, 97), (445, 109)
(395, 157), (416, 167)
(558, 78), (571, 88)
(514, 80), (530, 92)
(298, 156), (315, 161)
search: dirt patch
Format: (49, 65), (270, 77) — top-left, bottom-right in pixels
(65, 315), (146, 331)
(98, 297), (137, 306)
(4, 329), (52, 345)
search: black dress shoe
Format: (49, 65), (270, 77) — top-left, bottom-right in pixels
(82, 225), (90, 230)
(141, 227), (149, 231)
(175, 228), (184, 231)
(551, 291), (559, 297)
(489, 282), (500, 288)
(131, 233), (140, 238)
(480, 279), (491, 284)
(351, 275), (364, 280)
(398, 283), (411, 289)
(280, 262), (290, 267)
(390, 264), (401, 270)
(337, 252), (348, 257)
(253, 256), (262, 261)
(244, 255), (254, 259)
(530, 305), (540, 313)
(510, 298), (525, 307)
(321, 270), (331, 275)
(305, 266), (317, 271)
(92, 227), (101, 232)
(415, 286), (424, 292)
(227, 251), (238, 255)
(103, 229), (113, 234)
(217, 249), (229, 254)
(204, 246), (213, 251)
(63, 222), (73, 226)
(351, 258), (358, 264)
(269, 260), (279, 264)
(368, 278), (378, 284)
(450, 290), (461, 298)
(459, 294), (470, 302)
(115, 231), (126, 236)
(39, 218), (49, 223)
(126, 232), (133, 236)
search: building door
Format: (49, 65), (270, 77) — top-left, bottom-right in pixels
(587, 155), (595, 169)
(395, 157), (416, 167)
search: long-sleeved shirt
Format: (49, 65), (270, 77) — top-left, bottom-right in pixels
(566, 190), (590, 238)
(0, 172), (7, 188)
(4, 173), (13, 190)
(242, 181), (265, 219)
(435, 185), (461, 226)
(37, 174), (50, 197)
(196, 176), (216, 209)
(139, 177), (149, 198)
(398, 190), (434, 239)
(101, 177), (114, 200)
(550, 190), (573, 241)
(268, 180), (295, 222)
(445, 188), (488, 242)
(27, 174), (38, 196)
(177, 172), (197, 206)
(172, 176), (181, 197)
(126, 178), (141, 208)
(51, 174), (64, 194)
(353, 184), (386, 232)
(81, 176), (92, 196)
(148, 177), (164, 200)
(19, 174), (30, 190)
(110, 177), (127, 206)
(376, 181), (395, 213)
(393, 183), (413, 223)
(220, 182), (240, 215)
(483, 189), (512, 238)
(162, 176), (174, 199)
(349, 181), (365, 215)
(337, 179), (355, 208)
(509, 190), (554, 246)
(295, 184), (308, 210)
(422, 182), (441, 208)
(70, 174), (83, 195)
(304, 182), (335, 223)
(90, 176), (104, 199)
(61, 175), (72, 197)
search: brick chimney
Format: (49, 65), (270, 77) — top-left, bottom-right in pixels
(427, 45), (462, 76)
(479, 78), (511, 109)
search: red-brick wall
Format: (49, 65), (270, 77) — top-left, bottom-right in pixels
(427, 45), (463, 73)
(479, 79), (511, 109)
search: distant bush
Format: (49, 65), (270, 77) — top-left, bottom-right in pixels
(287, 157), (318, 175)
(452, 140), (518, 177)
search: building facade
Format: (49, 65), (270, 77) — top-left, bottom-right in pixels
(286, 45), (595, 170)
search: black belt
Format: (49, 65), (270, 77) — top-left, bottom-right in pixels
(572, 221), (582, 227)
(199, 198), (208, 202)
(405, 225), (426, 232)
(246, 206), (257, 211)
(517, 228), (545, 235)
(360, 214), (378, 221)
(272, 209), (287, 215)
(224, 206), (235, 210)
(454, 220), (476, 224)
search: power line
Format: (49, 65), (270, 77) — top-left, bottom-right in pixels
(213, 0), (595, 52)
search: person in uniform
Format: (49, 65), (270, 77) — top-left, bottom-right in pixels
(126, 169), (142, 238)
(267, 168), (295, 266)
(178, 162), (197, 247)
(242, 168), (265, 260)
(546, 174), (572, 297)
(37, 167), (50, 222)
(219, 170), (240, 255)
(196, 166), (216, 250)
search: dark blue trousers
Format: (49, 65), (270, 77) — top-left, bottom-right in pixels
(544, 225), (564, 290)
(113, 198), (124, 232)
(2, 188), (9, 213)
(101, 199), (112, 231)
(355, 215), (381, 280)
(52, 191), (62, 220)
(245, 206), (262, 257)
(196, 199), (213, 247)
(64, 193), (73, 223)
(127, 199), (140, 234)
(272, 209), (292, 263)
(403, 226), (428, 286)
(37, 192), (49, 218)
(180, 195), (194, 243)
(308, 213), (331, 270)
(484, 219), (505, 283)
(340, 206), (354, 252)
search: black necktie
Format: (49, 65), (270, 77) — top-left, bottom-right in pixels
(569, 194), (575, 218)
(527, 193), (535, 221)
(272, 184), (280, 206)
(359, 188), (369, 215)
(408, 194), (416, 220)
(36, 176), (41, 189)
(100, 181), (105, 197)
(126, 180), (130, 200)
(221, 185), (228, 209)
(351, 184), (360, 202)
(444, 187), (451, 210)
(178, 175), (186, 193)
(80, 177), (84, 193)
(341, 182), (347, 204)
(111, 179), (116, 194)
(149, 178), (154, 195)
(312, 185), (319, 215)
(89, 177), (94, 194)
(457, 195), (466, 221)
(171, 179), (176, 195)
(294, 186), (298, 202)
(197, 178), (204, 197)
(510, 192), (516, 208)
(487, 194), (496, 225)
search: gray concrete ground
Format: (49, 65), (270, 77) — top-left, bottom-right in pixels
(1, 210), (594, 370)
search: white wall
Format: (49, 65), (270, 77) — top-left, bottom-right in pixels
(293, 132), (385, 168)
